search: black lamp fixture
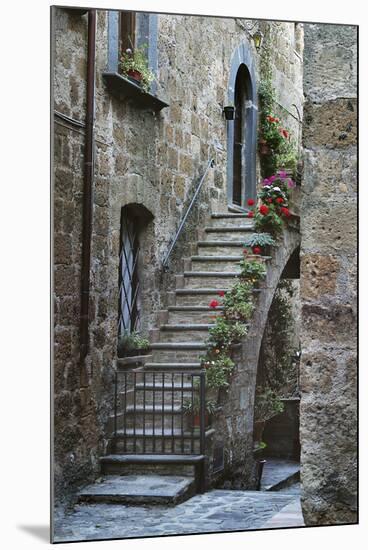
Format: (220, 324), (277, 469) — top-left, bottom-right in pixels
(223, 105), (235, 120)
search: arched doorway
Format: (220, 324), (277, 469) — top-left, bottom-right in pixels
(227, 44), (257, 210)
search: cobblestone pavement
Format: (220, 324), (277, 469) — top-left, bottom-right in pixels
(54, 489), (301, 542)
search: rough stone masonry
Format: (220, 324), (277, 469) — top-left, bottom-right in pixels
(300, 23), (357, 525)
(53, 7), (304, 506)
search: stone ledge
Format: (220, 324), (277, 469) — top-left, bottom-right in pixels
(102, 72), (169, 111)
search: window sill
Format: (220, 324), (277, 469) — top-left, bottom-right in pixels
(102, 72), (169, 112)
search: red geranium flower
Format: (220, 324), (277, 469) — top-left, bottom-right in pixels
(247, 211), (254, 218)
(259, 204), (269, 215)
(282, 129), (289, 139)
(267, 198), (273, 203)
(276, 197), (284, 204)
(243, 248), (248, 254)
(247, 198), (255, 206)
(209, 299), (219, 309)
(253, 246), (262, 255)
(281, 207), (291, 217)
(218, 290), (225, 297)
(274, 117), (280, 123)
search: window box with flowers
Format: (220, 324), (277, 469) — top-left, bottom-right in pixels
(103, 10), (169, 111)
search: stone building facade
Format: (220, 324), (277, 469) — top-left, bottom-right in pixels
(300, 24), (357, 525)
(53, 6), (308, 511)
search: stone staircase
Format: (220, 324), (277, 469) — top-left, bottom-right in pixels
(78, 212), (272, 506)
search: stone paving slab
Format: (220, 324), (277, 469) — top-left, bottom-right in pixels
(53, 489), (298, 542)
(262, 498), (305, 528)
(78, 475), (195, 505)
(260, 458), (300, 491)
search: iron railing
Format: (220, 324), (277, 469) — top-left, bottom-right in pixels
(113, 370), (206, 455)
(162, 158), (215, 270)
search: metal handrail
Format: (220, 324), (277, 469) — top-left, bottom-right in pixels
(162, 158), (215, 270)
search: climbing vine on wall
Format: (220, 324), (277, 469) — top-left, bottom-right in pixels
(257, 279), (299, 397)
(258, 30), (299, 179)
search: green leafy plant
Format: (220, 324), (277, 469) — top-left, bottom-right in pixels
(239, 260), (267, 282)
(243, 233), (276, 248)
(259, 280), (299, 397)
(182, 396), (217, 416)
(207, 317), (248, 352)
(223, 281), (255, 321)
(254, 386), (284, 422)
(202, 354), (235, 389)
(117, 331), (150, 357)
(258, 74), (299, 178)
(120, 44), (155, 92)
(254, 206), (284, 234)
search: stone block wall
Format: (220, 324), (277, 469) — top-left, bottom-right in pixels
(300, 24), (357, 525)
(52, 7), (304, 503)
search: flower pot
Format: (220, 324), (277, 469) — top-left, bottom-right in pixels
(192, 414), (209, 429)
(223, 106), (235, 120)
(127, 69), (143, 84)
(259, 141), (271, 156)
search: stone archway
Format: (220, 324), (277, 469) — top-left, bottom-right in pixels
(210, 225), (301, 487)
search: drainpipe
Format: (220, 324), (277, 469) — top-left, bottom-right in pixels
(80, 9), (96, 368)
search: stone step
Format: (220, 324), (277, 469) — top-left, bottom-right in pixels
(100, 453), (205, 478)
(159, 323), (213, 343)
(204, 226), (255, 241)
(113, 428), (215, 454)
(151, 342), (206, 362)
(183, 271), (241, 289)
(144, 361), (202, 370)
(78, 474), (196, 505)
(119, 407), (191, 432)
(191, 255), (244, 272)
(198, 240), (245, 256)
(168, 305), (224, 323)
(174, 287), (261, 307)
(260, 458), (301, 492)
(211, 213), (255, 228)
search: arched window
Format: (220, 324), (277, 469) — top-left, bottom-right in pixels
(227, 45), (257, 210)
(118, 204), (153, 336)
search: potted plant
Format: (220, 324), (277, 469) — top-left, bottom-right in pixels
(259, 138), (270, 156)
(182, 396), (217, 429)
(239, 259), (267, 283)
(120, 45), (155, 92)
(223, 104), (235, 120)
(243, 232), (276, 258)
(207, 317), (248, 353)
(222, 281), (255, 322)
(117, 331), (150, 358)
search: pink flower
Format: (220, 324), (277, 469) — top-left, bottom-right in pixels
(269, 175), (276, 183)
(278, 170), (287, 179)
(262, 178), (270, 186)
(287, 179), (296, 188)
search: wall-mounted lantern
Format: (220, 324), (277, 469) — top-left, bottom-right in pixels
(252, 30), (264, 51)
(223, 105), (235, 120)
